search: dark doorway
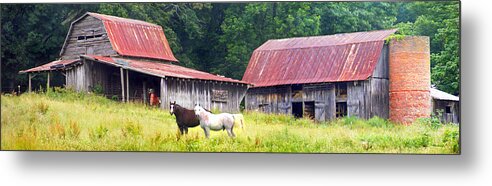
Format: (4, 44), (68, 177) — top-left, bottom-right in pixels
(304, 101), (315, 119)
(336, 102), (347, 118)
(292, 102), (303, 118)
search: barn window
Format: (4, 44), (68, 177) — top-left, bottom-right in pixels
(77, 34), (103, 41)
(445, 106), (452, 114)
(336, 83), (347, 99)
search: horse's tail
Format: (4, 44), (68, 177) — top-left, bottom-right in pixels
(233, 114), (245, 129)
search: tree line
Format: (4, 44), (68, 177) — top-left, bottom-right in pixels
(1, 2), (460, 95)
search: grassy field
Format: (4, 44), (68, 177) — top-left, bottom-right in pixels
(1, 89), (460, 154)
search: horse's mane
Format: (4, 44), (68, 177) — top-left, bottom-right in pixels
(173, 103), (212, 113)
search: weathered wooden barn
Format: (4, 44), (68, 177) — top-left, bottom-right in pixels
(242, 29), (432, 123)
(431, 88), (460, 124)
(20, 12), (248, 112)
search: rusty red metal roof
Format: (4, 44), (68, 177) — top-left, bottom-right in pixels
(19, 59), (79, 74)
(86, 12), (178, 62)
(242, 29), (397, 87)
(83, 55), (247, 84)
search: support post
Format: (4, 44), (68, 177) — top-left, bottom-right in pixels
(47, 72), (50, 91)
(28, 74), (32, 93)
(160, 77), (167, 110)
(126, 69), (129, 102)
(120, 68), (125, 102)
(143, 81), (147, 105)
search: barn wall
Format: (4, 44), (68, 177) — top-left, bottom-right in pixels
(65, 64), (86, 92)
(61, 15), (116, 60)
(347, 81), (370, 119)
(245, 86), (291, 114)
(245, 84), (336, 121)
(161, 78), (248, 113)
(304, 84), (335, 121)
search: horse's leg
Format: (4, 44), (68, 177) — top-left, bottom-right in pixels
(202, 127), (210, 138)
(184, 127), (189, 134)
(179, 126), (185, 135)
(226, 124), (235, 138)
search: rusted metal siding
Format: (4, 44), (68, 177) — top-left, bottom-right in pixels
(242, 29), (397, 87)
(83, 55), (247, 84)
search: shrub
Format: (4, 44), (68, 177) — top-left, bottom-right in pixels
(443, 128), (460, 153)
(49, 122), (66, 139)
(121, 122), (142, 138)
(90, 125), (109, 139)
(35, 101), (49, 114)
(67, 121), (81, 139)
(93, 84), (104, 95)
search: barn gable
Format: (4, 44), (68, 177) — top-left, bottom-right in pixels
(60, 14), (116, 60)
(60, 12), (178, 62)
(242, 29), (397, 87)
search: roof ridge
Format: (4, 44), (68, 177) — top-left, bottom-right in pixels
(87, 12), (160, 27)
(264, 28), (398, 42)
(254, 39), (386, 52)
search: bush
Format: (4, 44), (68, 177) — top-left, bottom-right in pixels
(121, 122), (142, 138)
(90, 125), (109, 139)
(35, 101), (49, 114)
(93, 84), (104, 95)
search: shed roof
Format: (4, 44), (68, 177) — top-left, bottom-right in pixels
(61, 12), (178, 62)
(431, 88), (459, 101)
(19, 59), (79, 74)
(82, 55), (248, 84)
(242, 29), (397, 87)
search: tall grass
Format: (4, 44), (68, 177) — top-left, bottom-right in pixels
(1, 89), (460, 153)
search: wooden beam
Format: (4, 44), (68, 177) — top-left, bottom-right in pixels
(28, 74), (32, 93)
(143, 81), (147, 105)
(47, 72), (50, 91)
(161, 77), (167, 110)
(126, 69), (129, 102)
(120, 68), (125, 102)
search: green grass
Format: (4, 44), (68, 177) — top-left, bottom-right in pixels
(1, 89), (460, 154)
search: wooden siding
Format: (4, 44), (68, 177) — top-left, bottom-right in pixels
(246, 84), (336, 121)
(161, 78), (248, 113)
(61, 15), (117, 60)
(245, 86), (291, 114)
(433, 100), (460, 124)
(347, 79), (389, 119)
(372, 44), (389, 79)
(303, 84), (335, 121)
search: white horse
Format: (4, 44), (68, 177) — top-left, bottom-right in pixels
(194, 104), (236, 138)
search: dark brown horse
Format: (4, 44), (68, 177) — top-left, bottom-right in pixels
(169, 101), (200, 134)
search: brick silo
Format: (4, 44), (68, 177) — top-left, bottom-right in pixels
(389, 36), (431, 124)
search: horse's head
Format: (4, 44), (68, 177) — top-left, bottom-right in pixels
(194, 104), (204, 118)
(169, 101), (177, 115)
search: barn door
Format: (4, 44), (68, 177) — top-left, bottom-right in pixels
(315, 102), (326, 122)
